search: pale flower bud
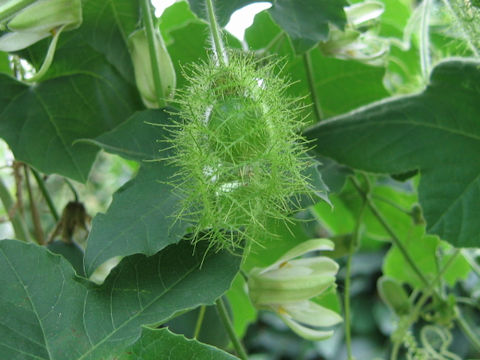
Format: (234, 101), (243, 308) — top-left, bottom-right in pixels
(247, 239), (343, 340)
(0, 0), (82, 52)
(128, 28), (176, 108)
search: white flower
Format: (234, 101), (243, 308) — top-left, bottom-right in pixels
(247, 239), (343, 340)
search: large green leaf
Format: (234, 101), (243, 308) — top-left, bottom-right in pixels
(0, 239), (240, 359)
(304, 59), (480, 247)
(118, 327), (238, 359)
(268, 0), (347, 54)
(0, 72), (141, 182)
(82, 109), (187, 275)
(245, 11), (389, 119)
(84, 162), (189, 276)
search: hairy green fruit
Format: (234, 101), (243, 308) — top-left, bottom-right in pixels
(168, 53), (312, 251)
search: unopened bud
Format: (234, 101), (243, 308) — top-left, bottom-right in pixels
(128, 28), (176, 108)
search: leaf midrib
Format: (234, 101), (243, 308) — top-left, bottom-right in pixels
(78, 255), (204, 359)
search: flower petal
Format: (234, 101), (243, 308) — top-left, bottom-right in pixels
(0, 31), (49, 52)
(278, 313), (335, 341)
(263, 239), (334, 273)
(248, 275), (335, 305)
(281, 300), (343, 327)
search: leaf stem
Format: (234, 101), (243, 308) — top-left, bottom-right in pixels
(206, 0), (227, 66)
(216, 298), (248, 360)
(64, 178), (79, 202)
(0, 0), (37, 23)
(140, 0), (167, 108)
(24, 166), (44, 245)
(344, 197), (367, 360)
(0, 175), (30, 241)
(419, 0), (432, 80)
(31, 168), (59, 222)
(303, 50), (323, 122)
(193, 305), (206, 339)
(351, 176), (429, 286)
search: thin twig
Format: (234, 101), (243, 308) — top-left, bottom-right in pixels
(302, 50), (323, 122)
(216, 298), (248, 360)
(30, 168), (59, 222)
(24, 166), (44, 244)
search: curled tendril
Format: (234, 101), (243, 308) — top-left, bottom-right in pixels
(405, 326), (461, 360)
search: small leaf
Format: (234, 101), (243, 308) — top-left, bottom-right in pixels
(268, 0), (348, 54)
(378, 276), (411, 316)
(187, 0), (257, 27)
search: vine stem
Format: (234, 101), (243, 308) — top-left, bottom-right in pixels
(216, 298), (248, 360)
(351, 176), (429, 286)
(206, 0), (228, 66)
(345, 197), (367, 360)
(455, 306), (480, 352)
(0, 0), (37, 23)
(0, 175), (30, 242)
(302, 50), (323, 122)
(193, 305), (206, 339)
(64, 178), (79, 202)
(419, 0), (432, 80)
(31, 168), (59, 222)
(140, 0), (167, 108)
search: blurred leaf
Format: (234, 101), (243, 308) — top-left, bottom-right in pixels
(268, 0), (347, 54)
(84, 163), (189, 276)
(383, 227), (470, 288)
(118, 327), (238, 359)
(0, 239), (241, 359)
(304, 59), (480, 247)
